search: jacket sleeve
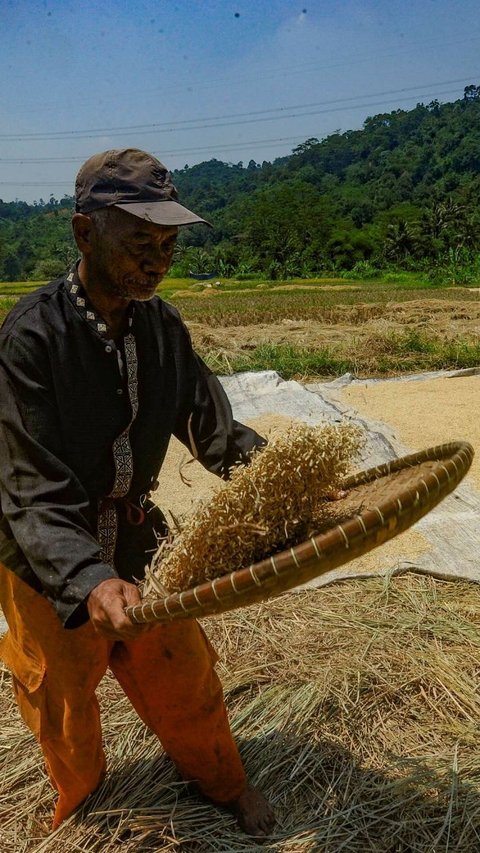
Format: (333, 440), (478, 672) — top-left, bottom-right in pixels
(174, 344), (267, 479)
(0, 333), (117, 628)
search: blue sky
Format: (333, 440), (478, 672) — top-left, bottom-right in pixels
(1, 0), (479, 202)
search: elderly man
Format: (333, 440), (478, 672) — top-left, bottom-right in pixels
(0, 149), (275, 838)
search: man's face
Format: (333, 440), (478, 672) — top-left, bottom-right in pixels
(89, 207), (178, 301)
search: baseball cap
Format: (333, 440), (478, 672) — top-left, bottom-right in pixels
(74, 148), (210, 227)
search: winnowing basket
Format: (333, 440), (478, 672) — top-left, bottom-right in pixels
(126, 441), (473, 625)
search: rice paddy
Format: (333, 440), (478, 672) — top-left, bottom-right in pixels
(1, 279), (479, 379)
(173, 283), (480, 380)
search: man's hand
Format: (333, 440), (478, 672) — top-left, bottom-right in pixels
(87, 578), (153, 641)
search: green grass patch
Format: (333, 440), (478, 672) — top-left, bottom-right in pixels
(201, 343), (351, 379)
(164, 273), (444, 295)
(0, 275), (470, 301)
(0, 281), (47, 295)
(0, 297), (20, 324)
(198, 332), (480, 380)
(373, 333), (480, 374)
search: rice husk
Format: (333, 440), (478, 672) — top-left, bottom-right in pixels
(145, 422), (363, 596)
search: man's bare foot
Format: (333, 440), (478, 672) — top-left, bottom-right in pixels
(226, 784), (275, 839)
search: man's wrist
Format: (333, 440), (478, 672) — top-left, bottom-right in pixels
(57, 563), (119, 629)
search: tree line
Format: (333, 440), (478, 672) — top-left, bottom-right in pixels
(1, 86), (480, 283)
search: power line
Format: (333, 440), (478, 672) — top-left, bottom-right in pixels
(0, 138), (300, 183)
(0, 135), (312, 164)
(0, 138), (302, 183)
(0, 77), (475, 142)
(0, 85), (471, 149)
(0, 84), (468, 176)
(0, 84), (475, 189)
(0, 74), (477, 141)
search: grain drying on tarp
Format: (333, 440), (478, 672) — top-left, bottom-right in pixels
(145, 422), (363, 596)
(2, 575), (480, 852)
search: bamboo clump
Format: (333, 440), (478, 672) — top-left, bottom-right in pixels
(145, 422), (364, 597)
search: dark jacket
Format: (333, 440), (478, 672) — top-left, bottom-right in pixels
(0, 268), (264, 627)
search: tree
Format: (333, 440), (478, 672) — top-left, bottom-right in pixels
(463, 85), (480, 102)
(383, 221), (416, 262)
(292, 138), (320, 156)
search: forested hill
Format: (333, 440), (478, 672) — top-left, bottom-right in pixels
(1, 85), (480, 281)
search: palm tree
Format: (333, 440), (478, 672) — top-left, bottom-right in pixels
(384, 221), (416, 261)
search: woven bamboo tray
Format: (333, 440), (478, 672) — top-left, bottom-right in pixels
(126, 440), (473, 625)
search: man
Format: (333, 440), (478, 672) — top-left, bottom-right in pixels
(0, 149), (275, 838)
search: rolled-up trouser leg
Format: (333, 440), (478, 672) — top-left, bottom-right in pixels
(110, 620), (247, 804)
(0, 563), (110, 828)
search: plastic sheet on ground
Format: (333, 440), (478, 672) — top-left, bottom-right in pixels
(220, 370), (480, 589)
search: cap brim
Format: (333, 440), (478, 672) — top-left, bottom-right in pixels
(114, 201), (211, 227)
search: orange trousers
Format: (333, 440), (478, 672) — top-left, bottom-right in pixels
(0, 564), (246, 829)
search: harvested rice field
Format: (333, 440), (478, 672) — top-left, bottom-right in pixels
(2, 575), (480, 852)
(1, 281), (480, 378)
(178, 290), (480, 378)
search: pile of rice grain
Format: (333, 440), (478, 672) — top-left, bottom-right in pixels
(145, 422), (364, 596)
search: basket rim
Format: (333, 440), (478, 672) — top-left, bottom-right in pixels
(127, 440), (474, 625)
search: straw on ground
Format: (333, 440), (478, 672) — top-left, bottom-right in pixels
(2, 574), (480, 852)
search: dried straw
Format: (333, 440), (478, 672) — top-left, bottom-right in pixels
(145, 423), (364, 596)
(2, 574), (480, 852)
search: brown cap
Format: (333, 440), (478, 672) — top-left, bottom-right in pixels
(74, 148), (210, 227)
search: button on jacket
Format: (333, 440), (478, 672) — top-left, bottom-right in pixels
(0, 268), (265, 628)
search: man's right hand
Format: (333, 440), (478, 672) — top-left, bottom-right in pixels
(87, 577), (154, 641)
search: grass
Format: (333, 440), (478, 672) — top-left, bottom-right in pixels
(1, 286), (477, 329)
(3, 574), (480, 851)
(0, 281), (46, 295)
(199, 334), (480, 380)
(201, 343), (352, 379)
(1, 278), (478, 379)
(1, 276), (476, 301)
(0, 296), (23, 316)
